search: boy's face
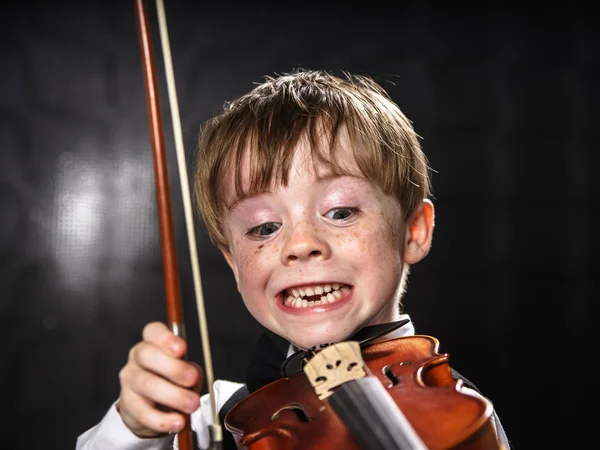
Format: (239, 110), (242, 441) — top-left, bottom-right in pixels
(220, 131), (433, 350)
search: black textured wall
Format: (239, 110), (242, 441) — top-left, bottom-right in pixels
(1, 1), (596, 448)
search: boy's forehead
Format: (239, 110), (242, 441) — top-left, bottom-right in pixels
(222, 129), (363, 207)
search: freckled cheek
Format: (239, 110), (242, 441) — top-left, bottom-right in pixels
(333, 229), (360, 246)
(358, 221), (402, 265)
(237, 247), (259, 269)
(235, 247), (279, 315)
(235, 244), (278, 284)
(243, 241), (279, 261)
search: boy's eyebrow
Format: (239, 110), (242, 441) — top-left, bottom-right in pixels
(314, 171), (365, 184)
(226, 172), (364, 211)
(315, 172), (352, 181)
(226, 191), (270, 212)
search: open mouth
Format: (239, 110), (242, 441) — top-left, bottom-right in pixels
(281, 283), (351, 308)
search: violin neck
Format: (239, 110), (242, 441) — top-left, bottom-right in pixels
(329, 376), (427, 450)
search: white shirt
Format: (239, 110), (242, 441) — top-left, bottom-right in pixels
(76, 379), (243, 450)
(76, 315), (509, 449)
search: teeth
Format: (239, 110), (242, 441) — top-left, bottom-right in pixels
(283, 284), (349, 308)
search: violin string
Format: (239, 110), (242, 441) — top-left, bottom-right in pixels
(155, 0), (220, 433)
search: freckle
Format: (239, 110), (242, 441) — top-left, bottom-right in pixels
(258, 245), (264, 249)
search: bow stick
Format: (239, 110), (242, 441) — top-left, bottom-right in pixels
(134, 0), (222, 448)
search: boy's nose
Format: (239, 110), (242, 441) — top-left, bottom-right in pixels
(281, 224), (331, 264)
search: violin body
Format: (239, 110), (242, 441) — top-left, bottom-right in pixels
(225, 335), (501, 450)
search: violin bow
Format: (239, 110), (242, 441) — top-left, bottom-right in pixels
(134, 0), (222, 448)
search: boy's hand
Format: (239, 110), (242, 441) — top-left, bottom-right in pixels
(117, 321), (203, 438)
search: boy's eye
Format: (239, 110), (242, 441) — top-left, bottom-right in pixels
(325, 207), (357, 221)
(248, 222), (281, 237)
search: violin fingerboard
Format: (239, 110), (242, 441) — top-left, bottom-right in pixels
(329, 377), (427, 450)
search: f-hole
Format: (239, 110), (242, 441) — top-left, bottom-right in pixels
(271, 403), (326, 422)
(382, 364), (399, 386)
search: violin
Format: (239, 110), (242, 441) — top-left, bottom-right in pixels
(225, 324), (502, 450)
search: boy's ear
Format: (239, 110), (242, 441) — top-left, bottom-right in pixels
(220, 248), (240, 286)
(402, 199), (435, 264)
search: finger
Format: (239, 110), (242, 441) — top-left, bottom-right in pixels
(142, 321), (187, 358)
(118, 390), (187, 437)
(189, 362), (205, 394)
(132, 342), (200, 388)
(129, 366), (200, 415)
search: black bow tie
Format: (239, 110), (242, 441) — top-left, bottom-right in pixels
(245, 320), (409, 393)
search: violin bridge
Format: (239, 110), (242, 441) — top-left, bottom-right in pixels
(303, 341), (366, 400)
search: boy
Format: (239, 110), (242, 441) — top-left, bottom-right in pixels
(77, 69), (510, 449)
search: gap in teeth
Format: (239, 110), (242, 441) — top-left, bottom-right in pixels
(284, 284), (349, 308)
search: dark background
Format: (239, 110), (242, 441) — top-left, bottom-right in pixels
(1, 1), (596, 448)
